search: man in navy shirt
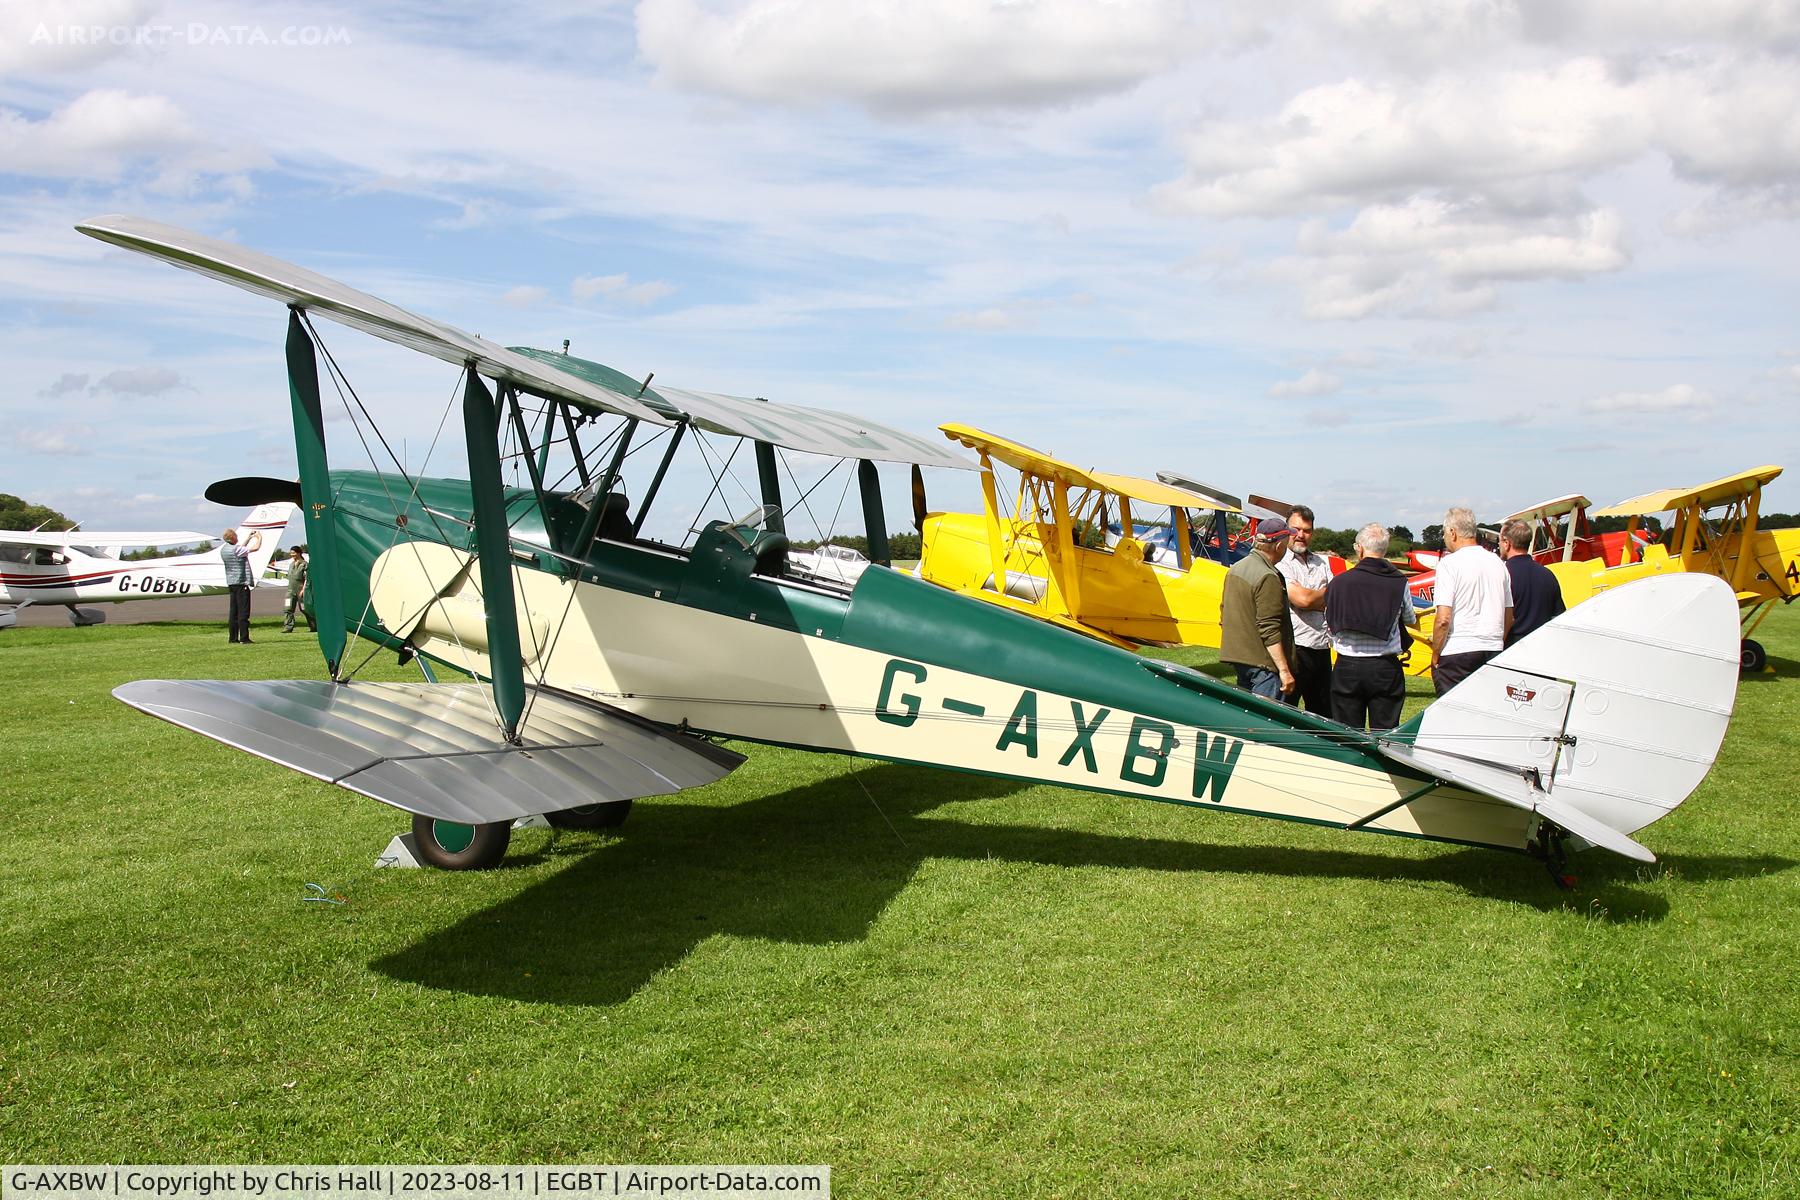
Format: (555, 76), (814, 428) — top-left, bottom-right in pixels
(1499, 519), (1565, 647)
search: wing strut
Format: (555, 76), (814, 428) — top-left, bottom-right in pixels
(286, 308), (348, 675)
(633, 421), (688, 537)
(460, 364), (528, 742)
(858, 459), (889, 565)
(755, 440), (785, 535)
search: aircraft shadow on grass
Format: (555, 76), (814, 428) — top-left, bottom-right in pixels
(372, 763), (1795, 1006)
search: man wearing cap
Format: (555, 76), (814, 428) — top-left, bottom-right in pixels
(1219, 517), (1298, 700)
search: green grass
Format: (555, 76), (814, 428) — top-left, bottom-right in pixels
(2, 610), (1796, 1196)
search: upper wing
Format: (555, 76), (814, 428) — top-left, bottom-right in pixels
(1087, 470), (1225, 512)
(0, 529), (211, 548)
(1500, 493), (1590, 524)
(512, 347), (976, 471)
(939, 423), (1090, 487)
(77, 215), (671, 426)
(1154, 472), (1243, 511)
(1593, 465), (1783, 516)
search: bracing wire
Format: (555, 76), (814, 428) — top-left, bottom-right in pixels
(775, 451), (849, 543)
(687, 432), (752, 539)
(300, 317), (502, 726)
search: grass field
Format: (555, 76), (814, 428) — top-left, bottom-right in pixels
(2, 608), (1796, 1196)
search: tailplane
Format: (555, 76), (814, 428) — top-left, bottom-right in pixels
(1380, 574), (1741, 861)
(236, 503), (295, 579)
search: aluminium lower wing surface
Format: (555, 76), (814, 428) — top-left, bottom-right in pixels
(116, 679), (743, 823)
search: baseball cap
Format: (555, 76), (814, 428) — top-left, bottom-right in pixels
(1254, 516), (1293, 539)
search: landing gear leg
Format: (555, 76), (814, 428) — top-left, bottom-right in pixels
(1527, 822), (1578, 890)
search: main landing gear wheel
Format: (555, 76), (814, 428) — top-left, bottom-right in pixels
(1526, 822), (1579, 890)
(411, 814), (512, 870)
(545, 800), (633, 830)
(1740, 639), (1767, 674)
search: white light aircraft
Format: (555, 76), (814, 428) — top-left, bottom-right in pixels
(0, 503), (295, 628)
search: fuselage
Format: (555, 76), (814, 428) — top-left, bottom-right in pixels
(319, 470), (1534, 857)
(0, 506), (293, 614)
(0, 545), (230, 605)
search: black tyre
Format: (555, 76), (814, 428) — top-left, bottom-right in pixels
(544, 800), (633, 830)
(1740, 639), (1767, 674)
(410, 814), (512, 870)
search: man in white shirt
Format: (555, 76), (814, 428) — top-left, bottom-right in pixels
(1429, 507), (1513, 696)
(1275, 504), (1334, 714)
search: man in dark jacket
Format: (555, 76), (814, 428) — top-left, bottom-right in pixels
(1500, 519), (1566, 646)
(1219, 518), (1297, 700)
(1324, 523), (1416, 731)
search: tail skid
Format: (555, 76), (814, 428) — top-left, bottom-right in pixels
(1379, 575), (1741, 861)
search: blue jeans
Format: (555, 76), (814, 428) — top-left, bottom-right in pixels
(1234, 664), (1281, 700)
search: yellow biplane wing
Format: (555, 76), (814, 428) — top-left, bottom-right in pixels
(938, 424), (1218, 509)
(1592, 466), (1783, 517)
(1087, 470), (1221, 511)
(939, 423), (1091, 488)
(1502, 493), (1591, 524)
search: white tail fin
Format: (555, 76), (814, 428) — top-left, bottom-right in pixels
(237, 503), (295, 579)
(1385, 575), (1740, 860)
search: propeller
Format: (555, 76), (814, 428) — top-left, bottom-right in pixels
(911, 464), (928, 532)
(205, 477), (303, 507)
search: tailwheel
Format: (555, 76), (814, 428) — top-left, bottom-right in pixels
(411, 814), (512, 870)
(1526, 822), (1579, 890)
(545, 800), (633, 830)
(1740, 639), (1767, 674)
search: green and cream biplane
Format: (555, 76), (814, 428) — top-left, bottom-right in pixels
(85, 216), (1746, 879)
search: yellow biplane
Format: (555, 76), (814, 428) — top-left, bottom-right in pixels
(914, 425), (1236, 648)
(1557, 465), (1800, 671)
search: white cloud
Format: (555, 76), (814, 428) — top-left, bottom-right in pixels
(1583, 383), (1716, 415)
(942, 295), (1063, 331)
(1268, 368), (1341, 397)
(1414, 331), (1489, 358)
(1158, 60), (1653, 219)
(92, 364), (182, 394)
(944, 308), (1019, 331)
(622, 279), (675, 305)
(40, 371), (89, 397)
(571, 273), (626, 301)
(0, 0), (156, 76)
(1158, 52), (1800, 244)
(636, 0), (1201, 114)
(571, 273), (674, 305)
(1322, 1), (1800, 66)
(500, 284), (547, 308)
(1284, 197), (1627, 319)
(15, 422), (96, 455)
(0, 88), (209, 179)
(1512, 0), (1800, 47)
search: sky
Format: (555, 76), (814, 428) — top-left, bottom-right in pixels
(3, 0), (1799, 544)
